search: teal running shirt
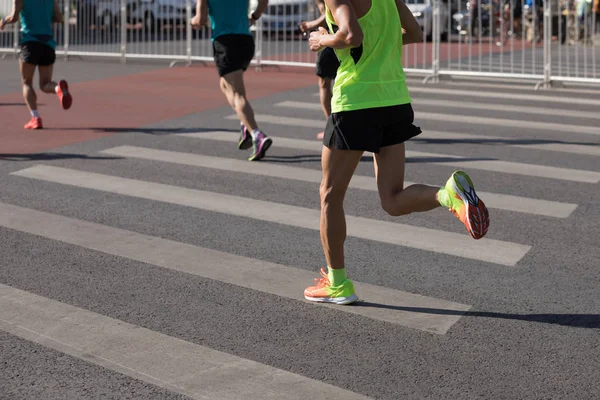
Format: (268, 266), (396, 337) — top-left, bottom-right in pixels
(207, 0), (252, 41)
(20, 0), (56, 49)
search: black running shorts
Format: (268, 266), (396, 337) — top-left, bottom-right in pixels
(316, 47), (339, 79)
(322, 104), (422, 153)
(212, 34), (255, 77)
(19, 41), (56, 66)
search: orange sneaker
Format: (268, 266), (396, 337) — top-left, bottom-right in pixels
(56, 80), (72, 110)
(24, 117), (43, 130)
(304, 268), (358, 305)
(442, 171), (489, 240)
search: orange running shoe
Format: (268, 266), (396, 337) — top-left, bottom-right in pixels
(442, 171), (490, 240)
(304, 268), (358, 305)
(56, 80), (72, 110)
(24, 117), (43, 130)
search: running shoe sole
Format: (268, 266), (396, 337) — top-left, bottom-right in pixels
(249, 137), (273, 161)
(304, 293), (359, 305)
(450, 171), (490, 240)
(58, 80), (72, 110)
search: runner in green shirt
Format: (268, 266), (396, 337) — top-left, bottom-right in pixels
(303, 0), (490, 305)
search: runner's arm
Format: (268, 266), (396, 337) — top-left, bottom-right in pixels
(195, 0), (208, 26)
(251, 0), (269, 20)
(395, 0), (423, 44)
(306, 13), (327, 30)
(52, 0), (63, 24)
(311, 1), (328, 28)
(0, 0), (23, 26)
(318, 0), (363, 49)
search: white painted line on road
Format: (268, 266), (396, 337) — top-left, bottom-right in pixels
(416, 131), (600, 157)
(0, 283), (372, 399)
(11, 166), (531, 266)
(413, 112), (600, 136)
(277, 99), (600, 121)
(229, 113), (324, 129)
(407, 79), (600, 96)
(228, 110), (600, 137)
(274, 102), (600, 156)
(102, 145), (578, 218)
(408, 86), (600, 108)
(276, 104), (600, 157)
(511, 142), (600, 156)
(0, 202), (472, 334)
(220, 120), (600, 183)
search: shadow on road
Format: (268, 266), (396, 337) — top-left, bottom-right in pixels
(356, 302), (600, 329)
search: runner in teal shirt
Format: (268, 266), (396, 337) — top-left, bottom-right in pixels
(190, 0), (274, 162)
(0, 0), (73, 129)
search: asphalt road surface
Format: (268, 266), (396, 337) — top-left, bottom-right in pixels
(0, 61), (599, 400)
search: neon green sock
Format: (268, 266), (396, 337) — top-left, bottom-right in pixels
(327, 266), (347, 287)
(437, 187), (451, 208)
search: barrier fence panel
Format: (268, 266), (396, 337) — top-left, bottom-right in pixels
(256, 0), (321, 67)
(0, 0), (18, 56)
(404, 0), (439, 74)
(124, 0), (190, 61)
(438, 0), (546, 80)
(66, 0), (122, 58)
(551, 0), (599, 83)
(1, 0), (598, 86)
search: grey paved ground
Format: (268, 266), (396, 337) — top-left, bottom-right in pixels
(0, 61), (599, 400)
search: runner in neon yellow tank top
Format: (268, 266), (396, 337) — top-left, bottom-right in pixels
(303, 0), (491, 305)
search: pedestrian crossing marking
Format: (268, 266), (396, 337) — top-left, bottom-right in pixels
(0, 202), (472, 334)
(0, 283), (372, 399)
(101, 145), (578, 218)
(10, 165), (531, 266)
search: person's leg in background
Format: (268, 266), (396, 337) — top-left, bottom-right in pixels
(215, 34), (272, 161)
(19, 43), (42, 129)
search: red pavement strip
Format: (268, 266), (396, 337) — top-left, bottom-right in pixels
(0, 65), (317, 154)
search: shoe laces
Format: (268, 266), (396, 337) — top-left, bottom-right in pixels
(312, 268), (331, 288)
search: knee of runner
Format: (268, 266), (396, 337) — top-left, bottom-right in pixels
(320, 182), (345, 206)
(22, 77), (33, 87)
(39, 78), (51, 89)
(380, 193), (405, 216)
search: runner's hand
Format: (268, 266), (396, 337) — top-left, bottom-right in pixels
(299, 21), (309, 33)
(190, 15), (206, 29)
(309, 26), (327, 52)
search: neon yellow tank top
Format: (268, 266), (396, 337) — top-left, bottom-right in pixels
(325, 0), (412, 113)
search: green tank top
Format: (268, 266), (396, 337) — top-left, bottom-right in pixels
(20, 0), (56, 49)
(325, 0), (411, 113)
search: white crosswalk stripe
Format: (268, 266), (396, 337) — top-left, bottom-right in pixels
(103, 144), (577, 218)
(0, 283), (371, 400)
(229, 110), (600, 136)
(193, 128), (600, 183)
(0, 202), (471, 334)
(10, 165), (530, 266)
(278, 99), (600, 120)
(1, 79), (598, 399)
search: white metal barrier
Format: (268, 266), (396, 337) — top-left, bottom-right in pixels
(0, 0), (598, 87)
